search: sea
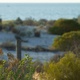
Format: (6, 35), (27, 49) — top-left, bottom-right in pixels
(0, 3), (80, 20)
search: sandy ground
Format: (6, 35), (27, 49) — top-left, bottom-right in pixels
(0, 31), (60, 62)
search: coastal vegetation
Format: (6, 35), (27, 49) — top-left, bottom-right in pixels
(40, 52), (80, 80)
(0, 52), (80, 80)
(1, 16), (80, 80)
(53, 31), (80, 52)
(1, 17), (80, 35)
(0, 54), (35, 80)
(1, 17), (55, 31)
(48, 19), (80, 35)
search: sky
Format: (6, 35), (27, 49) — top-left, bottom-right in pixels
(0, 0), (80, 3)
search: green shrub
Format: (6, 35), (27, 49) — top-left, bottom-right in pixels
(23, 18), (37, 26)
(2, 20), (15, 31)
(48, 19), (80, 35)
(15, 17), (23, 25)
(38, 19), (48, 26)
(53, 31), (80, 52)
(41, 52), (80, 80)
(0, 54), (35, 80)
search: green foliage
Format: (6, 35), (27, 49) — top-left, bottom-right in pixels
(2, 20), (15, 31)
(0, 54), (35, 80)
(38, 19), (47, 26)
(53, 31), (80, 51)
(41, 52), (80, 80)
(23, 18), (55, 27)
(15, 17), (23, 25)
(23, 18), (37, 26)
(48, 19), (80, 35)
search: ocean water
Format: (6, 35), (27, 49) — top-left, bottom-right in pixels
(0, 3), (80, 20)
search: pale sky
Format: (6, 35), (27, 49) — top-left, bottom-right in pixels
(0, 0), (80, 3)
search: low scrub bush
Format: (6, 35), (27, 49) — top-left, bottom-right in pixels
(53, 31), (80, 52)
(48, 19), (80, 35)
(41, 52), (80, 80)
(0, 54), (35, 80)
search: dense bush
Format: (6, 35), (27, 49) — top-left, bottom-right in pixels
(0, 54), (35, 80)
(1, 52), (80, 80)
(38, 19), (48, 26)
(48, 19), (80, 35)
(53, 31), (80, 52)
(3, 23), (15, 31)
(2, 20), (15, 31)
(41, 52), (80, 80)
(23, 18), (37, 26)
(15, 17), (23, 25)
(23, 18), (56, 27)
